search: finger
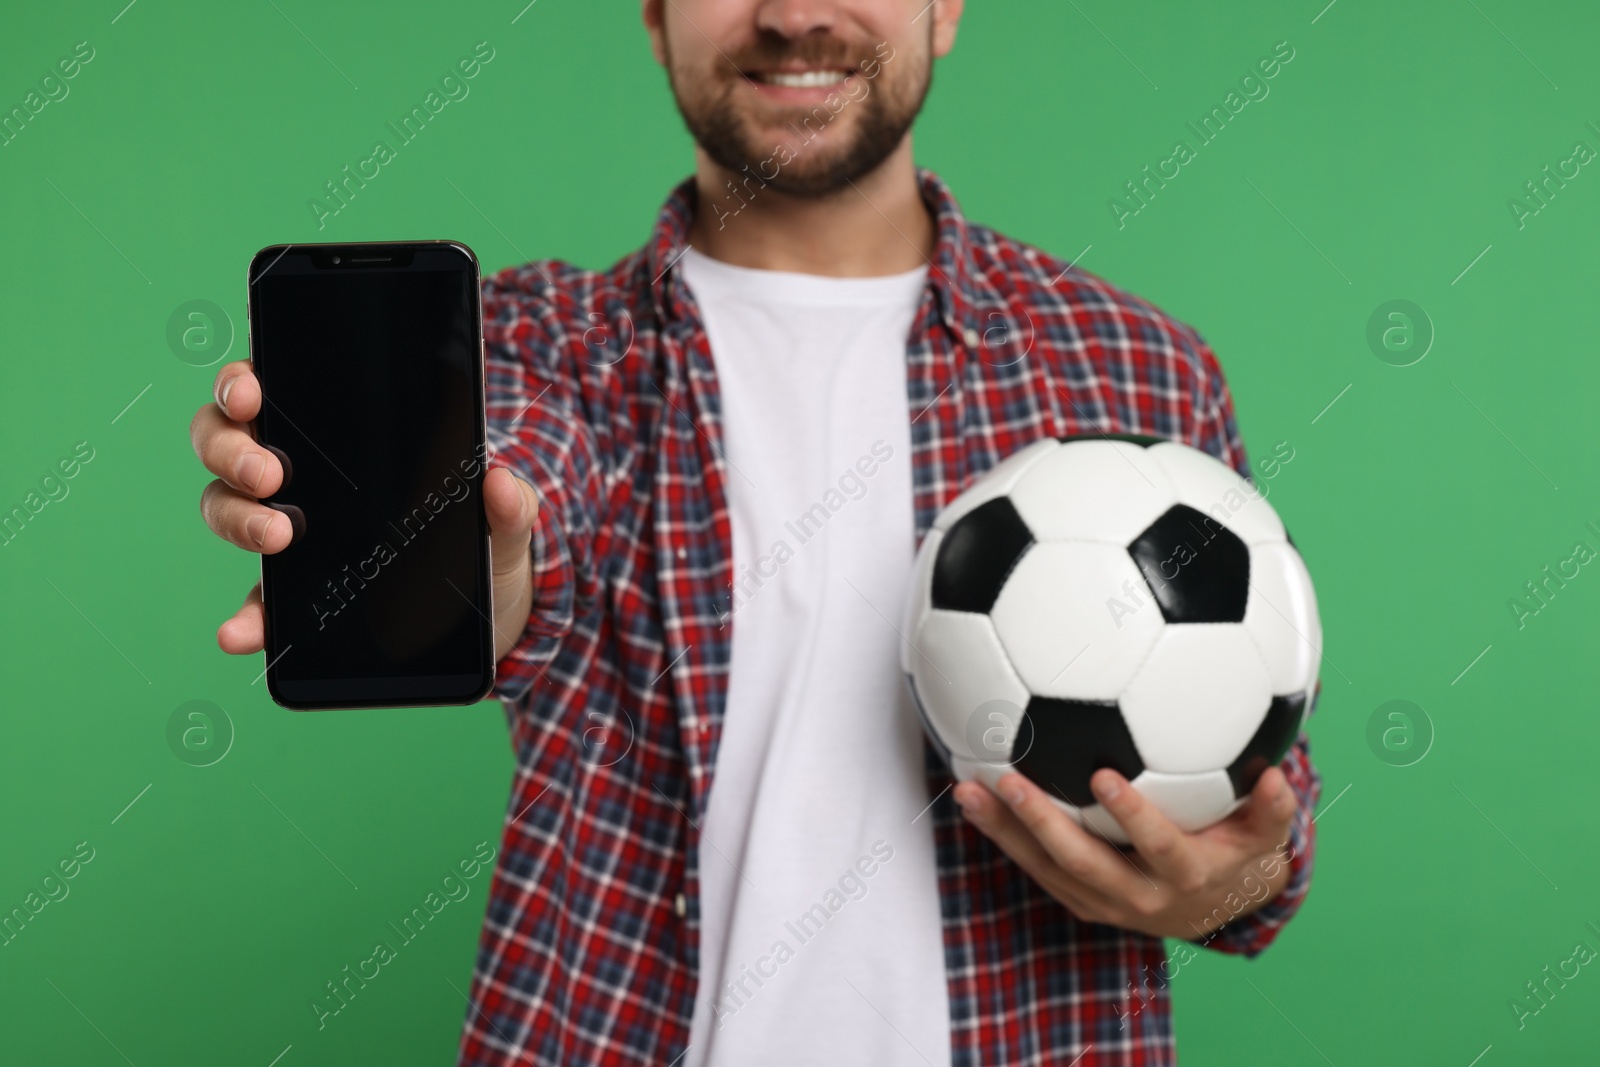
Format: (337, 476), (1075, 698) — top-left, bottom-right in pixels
(1238, 766), (1298, 846)
(954, 782), (1112, 920)
(484, 465), (540, 582)
(217, 582), (265, 655)
(199, 479), (300, 554)
(1089, 768), (1201, 887)
(990, 773), (1156, 906)
(212, 360), (260, 423)
(191, 403), (285, 497)
(1207, 766), (1298, 861)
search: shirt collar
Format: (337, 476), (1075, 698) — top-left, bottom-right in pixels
(644, 168), (991, 345)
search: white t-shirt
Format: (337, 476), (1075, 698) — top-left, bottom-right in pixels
(678, 247), (950, 1067)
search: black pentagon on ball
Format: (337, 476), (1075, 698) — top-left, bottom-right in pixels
(931, 497), (1035, 614)
(1226, 692), (1308, 798)
(1126, 503), (1251, 623)
(1012, 696), (1145, 808)
(1056, 431), (1167, 448)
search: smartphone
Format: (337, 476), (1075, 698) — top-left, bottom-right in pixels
(245, 240), (494, 710)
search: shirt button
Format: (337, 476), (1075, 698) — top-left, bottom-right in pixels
(677, 547), (687, 559)
(963, 327), (981, 348)
(699, 721), (709, 734)
(674, 892), (687, 918)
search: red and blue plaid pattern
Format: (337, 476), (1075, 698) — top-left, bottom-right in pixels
(463, 170), (1322, 1066)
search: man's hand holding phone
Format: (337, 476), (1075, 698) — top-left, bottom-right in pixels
(191, 358), (539, 670)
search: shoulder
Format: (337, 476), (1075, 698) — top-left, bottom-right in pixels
(964, 223), (1224, 386)
(478, 251), (656, 479)
(480, 251), (651, 366)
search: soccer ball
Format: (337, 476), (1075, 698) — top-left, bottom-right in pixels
(900, 435), (1321, 844)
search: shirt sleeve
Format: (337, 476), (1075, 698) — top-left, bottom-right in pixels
(1184, 332), (1324, 958)
(481, 270), (605, 707)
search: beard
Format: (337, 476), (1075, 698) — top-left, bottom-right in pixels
(664, 30), (931, 197)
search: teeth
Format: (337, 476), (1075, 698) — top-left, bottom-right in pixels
(760, 70), (848, 88)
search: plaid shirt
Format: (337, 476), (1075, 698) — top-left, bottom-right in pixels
(463, 170), (1321, 1067)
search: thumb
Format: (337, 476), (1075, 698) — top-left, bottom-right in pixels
(1242, 766), (1297, 843)
(484, 465), (540, 582)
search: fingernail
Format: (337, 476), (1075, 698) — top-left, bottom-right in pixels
(218, 376), (236, 416)
(246, 513), (274, 547)
(998, 779), (1025, 807)
(236, 451), (265, 492)
(269, 503), (306, 544)
(263, 445), (293, 489)
(1095, 774), (1122, 802)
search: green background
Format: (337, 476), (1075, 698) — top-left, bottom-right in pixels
(2, 0), (1594, 1063)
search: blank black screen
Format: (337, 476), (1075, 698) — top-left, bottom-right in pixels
(250, 248), (490, 707)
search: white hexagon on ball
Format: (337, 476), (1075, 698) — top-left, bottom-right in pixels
(1128, 769), (1243, 833)
(1120, 626), (1274, 773)
(1009, 439), (1175, 545)
(932, 439), (1057, 533)
(1148, 441), (1285, 547)
(990, 541), (1165, 702)
(910, 608), (1031, 762)
(1243, 541), (1322, 696)
(900, 527), (942, 674)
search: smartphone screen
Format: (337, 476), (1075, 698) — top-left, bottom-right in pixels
(246, 242), (493, 710)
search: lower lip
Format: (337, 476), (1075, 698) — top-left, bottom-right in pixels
(742, 73), (858, 104)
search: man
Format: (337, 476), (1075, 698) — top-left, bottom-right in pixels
(190, 1), (1321, 1063)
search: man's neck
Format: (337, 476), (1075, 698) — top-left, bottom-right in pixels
(684, 139), (935, 277)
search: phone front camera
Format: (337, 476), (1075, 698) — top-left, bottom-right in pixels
(332, 255), (341, 265)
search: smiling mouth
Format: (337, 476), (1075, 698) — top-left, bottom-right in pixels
(747, 68), (854, 89)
